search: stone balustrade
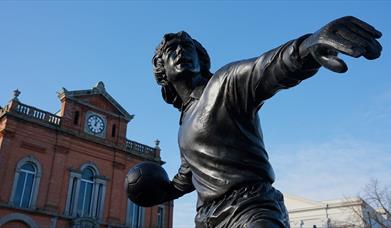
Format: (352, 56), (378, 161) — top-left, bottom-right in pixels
(14, 103), (62, 126)
(1, 101), (159, 159)
(126, 139), (157, 158)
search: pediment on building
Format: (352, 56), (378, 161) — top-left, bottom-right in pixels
(57, 81), (133, 121)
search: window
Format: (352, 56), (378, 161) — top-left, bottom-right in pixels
(64, 163), (107, 219)
(76, 168), (94, 217)
(111, 124), (116, 137)
(13, 163), (36, 207)
(125, 168), (145, 227)
(126, 200), (144, 228)
(157, 206), (165, 228)
(10, 156), (42, 209)
(73, 111), (80, 125)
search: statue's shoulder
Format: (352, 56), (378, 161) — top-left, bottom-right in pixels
(213, 57), (258, 82)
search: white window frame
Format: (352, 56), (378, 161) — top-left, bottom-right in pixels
(9, 156), (42, 209)
(77, 168), (95, 217)
(64, 163), (107, 220)
(126, 199), (145, 228)
(157, 205), (165, 228)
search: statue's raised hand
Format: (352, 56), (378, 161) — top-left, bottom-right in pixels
(299, 16), (382, 73)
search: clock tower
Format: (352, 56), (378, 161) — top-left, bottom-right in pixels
(57, 81), (134, 148)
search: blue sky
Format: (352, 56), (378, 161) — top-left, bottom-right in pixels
(0, 1), (390, 227)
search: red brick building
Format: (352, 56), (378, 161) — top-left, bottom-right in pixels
(0, 82), (173, 228)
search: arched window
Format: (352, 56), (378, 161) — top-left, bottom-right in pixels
(64, 163), (107, 219)
(126, 199), (144, 228)
(10, 156), (42, 209)
(0, 213), (39, 228)
(13, 163), (36, 208)
(77, 167), (94, 217)
(125, 168), (145, 227)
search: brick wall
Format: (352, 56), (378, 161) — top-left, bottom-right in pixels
(0, 88), (173, 228)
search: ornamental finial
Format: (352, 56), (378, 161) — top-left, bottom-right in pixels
(13, 89), (21, 100)
(155, 139), (160, 148)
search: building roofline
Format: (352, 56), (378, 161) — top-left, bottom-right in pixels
(57, 81), (134, 122)
(1, 107), (163, 165)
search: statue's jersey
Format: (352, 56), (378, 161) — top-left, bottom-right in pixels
(171, 36), (320, 207)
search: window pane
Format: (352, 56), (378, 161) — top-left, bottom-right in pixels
(132, 202), (139, 226)
(127, 200), (144, 227)
(69, 178), (77, 215)
(83, 182), (93, 216)
(21, 163), (35, 172)
(21, 172), (34, 207)
(77, 181), (86, 216)
(127, 199), (134, 225)
(13, 172), (26, 206)
(95, 184), (102, 217)
(138, 207), (144, 228)
(82, 168), (94, 180)
(158, 207), (164, 228)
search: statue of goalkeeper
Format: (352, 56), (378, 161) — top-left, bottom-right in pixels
(126, 16), (382, 228)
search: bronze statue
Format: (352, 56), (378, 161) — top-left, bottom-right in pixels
(126, 16), (382, 227)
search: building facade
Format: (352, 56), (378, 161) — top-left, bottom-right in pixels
(0, 82), (173, 228)
(285, 195), (390, 228)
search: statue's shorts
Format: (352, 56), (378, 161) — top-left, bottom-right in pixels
(195, 182), (290, 228)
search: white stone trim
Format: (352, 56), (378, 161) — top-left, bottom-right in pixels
(157, 205), (165, 228)
(80, 162), (100, 176)
(9, 156), (42, 209)
(0, 213), (38, 228)
(98, 181), (106, 220)
(64, 163), (106, 220)
(64, 172), (81, 216)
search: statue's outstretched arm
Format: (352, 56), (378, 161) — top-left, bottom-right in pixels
(299, 16), (382, 73)
(220, 36), (320, 114)
(222, 16), (381, 115)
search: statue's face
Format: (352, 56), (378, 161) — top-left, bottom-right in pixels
(162, 37), (201, 83)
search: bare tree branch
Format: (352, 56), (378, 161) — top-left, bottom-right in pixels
(349, 179), (391, 228)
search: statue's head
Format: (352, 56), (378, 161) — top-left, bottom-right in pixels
(152, 31), (213, 110)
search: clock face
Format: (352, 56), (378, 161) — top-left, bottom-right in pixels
(87, 115), (105, 134)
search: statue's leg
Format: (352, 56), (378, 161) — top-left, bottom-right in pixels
(194, 183), (290, 228)
(247, 219), (282, 228)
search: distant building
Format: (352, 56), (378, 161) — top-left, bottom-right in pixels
(285, 194), (390, 228)
(0, 82), (173, 228)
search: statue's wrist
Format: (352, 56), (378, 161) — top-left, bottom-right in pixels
(297, 34), (321, 70)
(298, 34), (313, 59)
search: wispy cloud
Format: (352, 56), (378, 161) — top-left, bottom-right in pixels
(362, 90), (391, 125)
(271, 136), (391, 201)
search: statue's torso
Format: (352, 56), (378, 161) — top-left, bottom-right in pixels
(178, 71), (275, 205)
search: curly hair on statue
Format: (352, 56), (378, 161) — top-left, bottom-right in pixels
(152, 31), (213, 110)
